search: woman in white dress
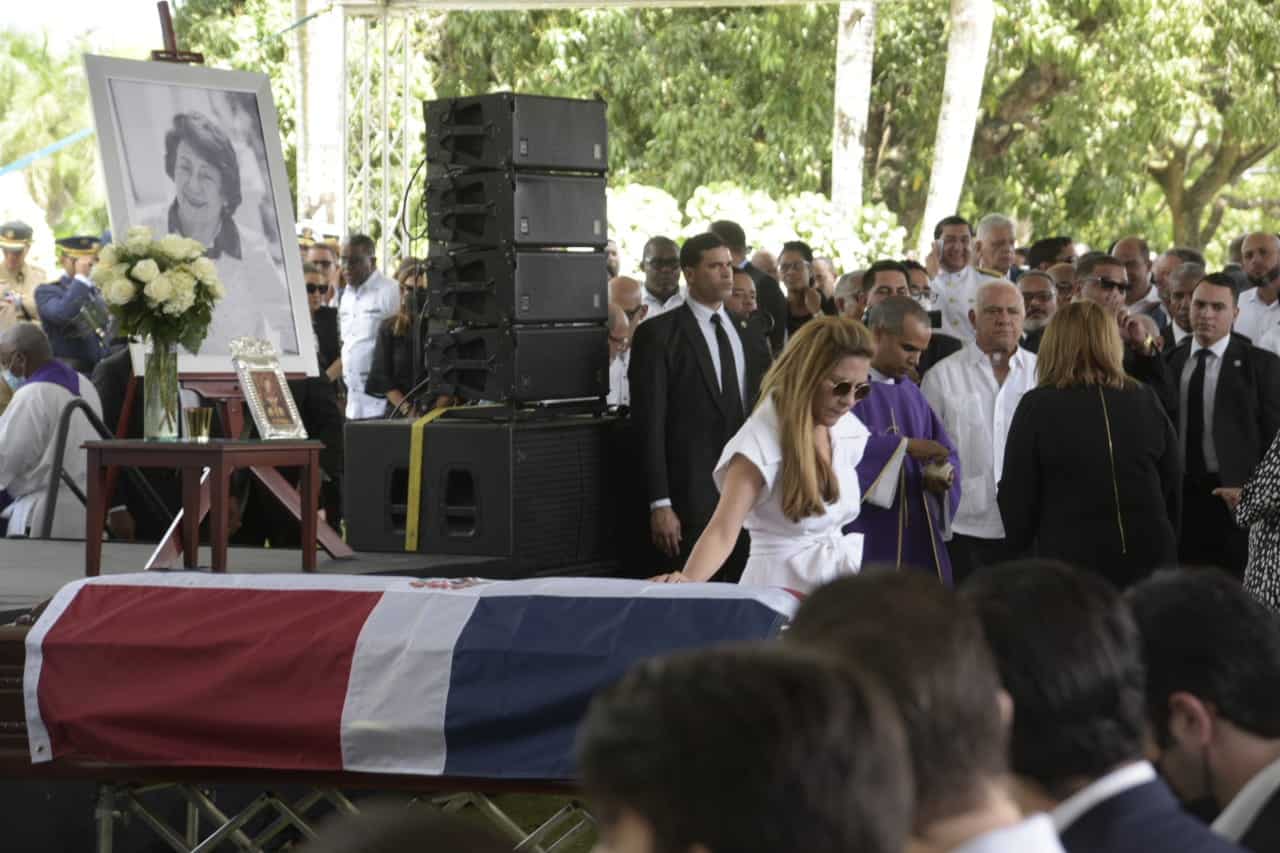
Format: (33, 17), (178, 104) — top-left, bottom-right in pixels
(656, 316), (893, 591)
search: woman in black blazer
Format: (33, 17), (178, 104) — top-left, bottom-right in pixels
(998, 301), (1181, 587)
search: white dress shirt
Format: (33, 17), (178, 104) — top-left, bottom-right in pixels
(640, 285), (685, 320)
(1213, 753), (1280, 842)
(1171, 321), (1190, 345)
(1051, 761), (1157, 833)
(338, 269), (400, 420)
(1236, 287), (1280, 342)
(1178, 333), (1230, 474)
(608, 349), (630, 407)
(685, 298), (747, 403)
(921, 342), (1038, 539)
(870, 366), (896, 384)
(931, 265), (997, 343)
(950, 814), (1066, 853)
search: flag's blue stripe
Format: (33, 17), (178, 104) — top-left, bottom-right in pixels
(441, 595), (789, 780)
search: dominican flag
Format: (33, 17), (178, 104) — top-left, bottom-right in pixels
(24, 573), (796, 781)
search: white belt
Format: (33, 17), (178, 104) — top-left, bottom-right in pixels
(750, 526), (863, 586)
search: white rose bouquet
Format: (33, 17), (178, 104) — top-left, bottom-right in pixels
(91, 225), (225, 353)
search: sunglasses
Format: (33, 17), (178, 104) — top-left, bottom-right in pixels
(1085, 276), (1130, 293)
(310, 259), (334, 269)
(831, 379), (872, 402)
(305, 284), (328, 294)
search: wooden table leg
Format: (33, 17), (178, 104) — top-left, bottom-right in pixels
(84, 447), (106, 577)
(300, 451), (319, 572)
(208, 461), (230, 573)
(181, 466), (201, 569)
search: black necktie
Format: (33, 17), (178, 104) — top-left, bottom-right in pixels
(711, 313), (744, 419)
(1186, 349), (1209, 478)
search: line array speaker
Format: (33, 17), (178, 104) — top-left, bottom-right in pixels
(425, 248), (608, 326)
(424, 325), (608, 403)
(425, 171), (607, 248)
(425, 93), (608, 173)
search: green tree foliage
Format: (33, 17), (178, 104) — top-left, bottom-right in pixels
(0, 29), (105, 237)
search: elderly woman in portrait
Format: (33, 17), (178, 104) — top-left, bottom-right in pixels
(141, 111), (295, 355)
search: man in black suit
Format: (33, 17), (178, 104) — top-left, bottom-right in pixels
(967, 561), (1247, 853)
(628, 232), (771, 580)
(709, 220), (786, 356)
(1167, 272), (1280, 577)
(1130, 570), (1280, 852)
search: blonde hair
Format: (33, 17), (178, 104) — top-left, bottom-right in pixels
(1036, 300), (1133, 390)
(758, 316), (875, 522)
(390, 257), (425, 336)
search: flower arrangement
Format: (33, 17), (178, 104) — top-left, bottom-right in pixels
(91, 225), (225, 353)
(92, 226), (225, 439)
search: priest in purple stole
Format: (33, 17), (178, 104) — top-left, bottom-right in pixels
(846, 296), (962, 584)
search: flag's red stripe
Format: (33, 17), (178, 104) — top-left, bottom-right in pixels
(38, 586), (382, 769)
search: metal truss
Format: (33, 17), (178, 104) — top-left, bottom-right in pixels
(340, 6), (419, 271)
(93, 782), (596, 853)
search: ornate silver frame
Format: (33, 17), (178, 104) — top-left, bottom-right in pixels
(230, 337), (308, 440)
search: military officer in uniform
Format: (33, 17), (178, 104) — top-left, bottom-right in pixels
(35, 236), (112, 373)
(0, 220), (47, 330)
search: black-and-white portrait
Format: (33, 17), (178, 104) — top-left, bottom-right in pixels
(85, 56), (316, 376)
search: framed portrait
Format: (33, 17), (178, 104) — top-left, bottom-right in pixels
(231, 337), (307, 439)
(84, 54), (318, 377)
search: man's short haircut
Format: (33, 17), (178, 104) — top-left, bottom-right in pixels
(1108, 236), (1151, 260)
(902, 258), (928, 276)
(1197, 270), (1242, 304)
(577, 645), (913, 853)
(708, 220), (748, 254)
(964, 561), (1146, 799)
(814, 256), (837, 272)
(345, 234), (376, 256)
(678, 232), (726, 270)
(1166, 246), (1206, 265)
(308, 242), (338, 260)
(1027, 236), (1074, 270)
(1017, 270), (1054, 289)
(0, 323), (52, 361)
(834, 271), (863, 302)
(867, 295), (929, 335)
(641, 235), (678, 260)
(975, 279), (1020, 311)
(786, 573), (1006, 830)
(1129, 569), (1280, 745)
(1170, 262), (1206, 288)
(1076, 252), (1124, 280)
(933, 215), (973, 239)
(976, 213), (1014, 239)
(865, 259), (909, 289)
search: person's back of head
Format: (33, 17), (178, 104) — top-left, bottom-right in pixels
(577, 644), (913, 853)
(1128, 570), (1280, 765)
(1028, 237), (1075, 271)
(786, 572), (1007, 832)
(708, 220), (748, 256)
(964, 561), (1147, 802)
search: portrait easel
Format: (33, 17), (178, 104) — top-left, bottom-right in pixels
(106, 3), (353, 567)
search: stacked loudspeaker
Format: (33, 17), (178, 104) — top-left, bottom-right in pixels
(345, 93), (615, 575)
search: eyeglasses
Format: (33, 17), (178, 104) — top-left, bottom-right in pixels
(831, 379), (872, 402)
(779, 261), (809, 273)
(1084, 277), (1130, 293)
(1022, 290), (1055, 304)
(305, 284), (327, 294)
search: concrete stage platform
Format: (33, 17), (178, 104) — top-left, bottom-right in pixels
(0, 539), (505, 616)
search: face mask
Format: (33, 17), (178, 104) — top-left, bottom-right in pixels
(2, 369), (25, 392)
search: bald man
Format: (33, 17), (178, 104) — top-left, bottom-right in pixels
(607, 302), (632, 407)
(1113, 236), (1169, 330)
(922, 280), (1038, 584)
(1237, 232), (1280, 342)
(0, 324), (103, 538)
(609, 275), (647, 329)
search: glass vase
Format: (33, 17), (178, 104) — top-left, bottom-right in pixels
(144, 339), (180, 441)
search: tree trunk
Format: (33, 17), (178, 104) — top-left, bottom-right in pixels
(915, 0), (995, 257)
(831, 0), (877, 222)
(1150, 136), (1277, 250)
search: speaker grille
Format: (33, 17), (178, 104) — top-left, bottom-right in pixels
(512, 424), (607, 567)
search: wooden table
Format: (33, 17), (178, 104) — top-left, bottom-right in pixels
(84, 439), (323, 575)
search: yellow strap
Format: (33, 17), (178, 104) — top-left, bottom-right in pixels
(404, 406), (457, 551)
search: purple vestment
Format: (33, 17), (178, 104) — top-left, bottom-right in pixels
(845, 379), (962, 585)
